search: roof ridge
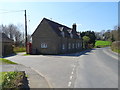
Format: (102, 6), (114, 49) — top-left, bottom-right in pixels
(43, 18), (71, 29)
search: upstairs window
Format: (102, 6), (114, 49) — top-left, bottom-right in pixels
(70, 33), (73, 38)
(77, 32), (81, 39)
(61, 31), (65, 37)
(67, 29), (73, 38)
(59, 27), (65, 37)
(59, 27), (64, 31)
(41, 43), (47, 48)
(79, 35), (81, 39)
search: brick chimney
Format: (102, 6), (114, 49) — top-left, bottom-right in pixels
(72, 23), (76, 33)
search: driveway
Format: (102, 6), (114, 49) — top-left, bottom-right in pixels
(5, 47), (118, 88)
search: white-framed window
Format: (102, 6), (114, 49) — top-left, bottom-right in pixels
(41, 43), (47, 48)
(79, 35), (81, 39)
(70, 33), (73, 38)
(61, 31), (65, 37)
(68, 43), (71, 49)
(78, 43), (80, 48)
(80, 43), (82, 47)
(59, 27), (64, 31)
(76, 43), (77, 48)
(77, 32), (81, 39)
(62, 44), (65, 50)
(72, 43), (74, 49)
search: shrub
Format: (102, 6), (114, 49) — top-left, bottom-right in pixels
(111, 41), (120, 53)
(0, 71), (27, 88)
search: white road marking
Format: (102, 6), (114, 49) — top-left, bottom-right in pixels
(71, 71), (74, 75)
(70, 76), (73, 80)
(68, 64), (76, 87)
(72, 68), (75, 71)
(68, 81), (72, 87)
(73, 65), (76, 68)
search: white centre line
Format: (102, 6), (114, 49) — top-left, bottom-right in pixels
(68, 64), (76, 87)
(70, 76), (73, 80)
(73, 65), (76, 68)
(71, 71), (74, 75)
(72, 68), (75, 71)
(68, 81), (72, 87)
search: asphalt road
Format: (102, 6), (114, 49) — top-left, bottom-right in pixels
(5, 47), (118, 88)
(74, 48), (118, 88)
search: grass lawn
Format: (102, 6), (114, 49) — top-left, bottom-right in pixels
(95, 40), (112, 47)
(23, 54), (30, 56)
(0, 71), (27, 88)
(0, 58), (17, 65)
(13, 47), (26, 53)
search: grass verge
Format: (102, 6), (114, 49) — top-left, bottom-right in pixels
(0, 58), (17, 65)
(23, 54), (30, 56)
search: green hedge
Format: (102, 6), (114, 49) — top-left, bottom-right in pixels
(111, 41), (120, 53)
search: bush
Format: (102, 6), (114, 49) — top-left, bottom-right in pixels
(0, 71), (28, 89)
(111, 41), (120, 53)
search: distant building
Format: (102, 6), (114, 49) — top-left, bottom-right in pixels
(32, 18), (82, 54)
(0, 33), (14, 57)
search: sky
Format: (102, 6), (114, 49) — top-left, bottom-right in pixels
(0, 1), (118, 34)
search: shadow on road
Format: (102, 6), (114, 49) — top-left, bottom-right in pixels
(46, 49), (96, 57)
(1, 53), (17, 58)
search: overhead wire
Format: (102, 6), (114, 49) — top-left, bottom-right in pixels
(0, 10), (24, 14)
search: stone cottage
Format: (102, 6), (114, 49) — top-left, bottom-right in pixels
(32, 18), (82, 54)
(0, 33), (14, 57)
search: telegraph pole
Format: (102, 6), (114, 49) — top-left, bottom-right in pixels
(24, 10), (28, 54)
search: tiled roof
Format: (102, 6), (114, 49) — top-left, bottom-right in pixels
(32, 18), (80, 39)
(44, 18), (80, 39)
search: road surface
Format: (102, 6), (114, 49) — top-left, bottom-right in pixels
(5, 47), (118, 88)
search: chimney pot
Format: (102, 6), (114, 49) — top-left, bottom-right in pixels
(72, 23), (76, 32)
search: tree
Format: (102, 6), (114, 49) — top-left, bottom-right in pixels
(103, 30), (111, 41)
(14, 30), (22, 46)
(82, 36), (90, 49)
(0, 24), (9, 36)
(0, 24), (24, 46)
(81, 31), (96, 47)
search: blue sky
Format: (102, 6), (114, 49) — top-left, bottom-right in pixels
(0, 2), (118, 34)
